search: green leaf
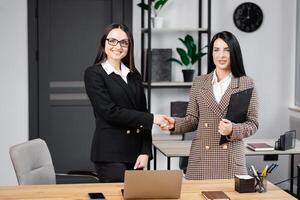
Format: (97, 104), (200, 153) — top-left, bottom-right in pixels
(177, 48), (190, 66)
(175, 35), (207, 66)
(179, 38), (185, 46)
(190, 54), (198, 65)
(192, 45), (208, 64)
(185, 34), (193, 42)
(154, 0), (168, 10)
(154, 1), (162, 9)
(201, 45), (209, 50)
(189, 43), (197, 58)
(199, 52), (207, 57)
(190, 52), (207, 65)
(167, 58), (183, 66)
(185, 35), (195, 57)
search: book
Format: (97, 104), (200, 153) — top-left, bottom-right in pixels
(142, 48), (172, 82)
(247, 143), (274, 151)
(202, 191), (230, 200)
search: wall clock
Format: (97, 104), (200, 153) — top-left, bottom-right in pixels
(233, 2), (263, 32)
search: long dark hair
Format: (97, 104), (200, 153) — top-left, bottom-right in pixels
(94, 23), (137, 73)
(207, 31), (246, 77)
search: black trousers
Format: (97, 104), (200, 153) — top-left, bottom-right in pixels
(94, 162), (135, 183)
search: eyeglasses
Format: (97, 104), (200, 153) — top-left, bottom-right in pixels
(106, 38), (129, 48)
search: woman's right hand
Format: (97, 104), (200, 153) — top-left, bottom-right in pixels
(153, 115), (175, 131)
(160, 116), (175, 131)
(153, 115), (168, 126)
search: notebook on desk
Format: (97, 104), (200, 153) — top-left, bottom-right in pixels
(122, 170), (183, 199)
(247, 143), (274, 151)
(202, 191), (231, 200)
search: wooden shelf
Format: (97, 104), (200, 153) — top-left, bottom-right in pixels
(142, 27), (208, 33)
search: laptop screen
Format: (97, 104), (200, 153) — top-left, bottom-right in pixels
(123, 170), (183, 199)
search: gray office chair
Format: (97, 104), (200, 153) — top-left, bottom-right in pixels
(9, 138), (99, 185)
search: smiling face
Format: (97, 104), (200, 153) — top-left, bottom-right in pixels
(105, 28), (129, 65)
(212, 38), (231, 73)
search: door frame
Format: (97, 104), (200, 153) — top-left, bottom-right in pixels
(28, 0), (133, 139)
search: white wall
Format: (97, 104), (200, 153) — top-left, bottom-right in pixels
(0, 0), (28, 185)
(133, 0), (297, 190)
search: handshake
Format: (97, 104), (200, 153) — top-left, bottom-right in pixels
(153, 115), (175, 131)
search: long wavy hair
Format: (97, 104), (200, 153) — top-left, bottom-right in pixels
(94, 23), (137, 73)
(207, 31), (246, 77)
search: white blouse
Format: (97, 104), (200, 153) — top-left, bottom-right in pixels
(102, 60), (130, 83)
(211, 70), (232, 104)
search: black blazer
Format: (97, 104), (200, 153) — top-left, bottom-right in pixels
(84, 65), (153, 163)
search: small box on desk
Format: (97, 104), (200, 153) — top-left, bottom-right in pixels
(235, 175), (255, 193)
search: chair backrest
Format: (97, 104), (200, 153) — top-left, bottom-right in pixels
(9, 138), (56, 185)
(170, 101), (188, 118)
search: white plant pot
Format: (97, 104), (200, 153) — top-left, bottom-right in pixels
(151, 17), (163, 28)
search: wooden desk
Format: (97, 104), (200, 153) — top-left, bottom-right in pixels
(0, 179), (296, 199)
(152, 139), (300, 194)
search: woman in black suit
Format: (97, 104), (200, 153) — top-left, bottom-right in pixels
(84, 23), (166, 182)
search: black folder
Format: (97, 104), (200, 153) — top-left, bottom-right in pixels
(219, 88), (254, 145)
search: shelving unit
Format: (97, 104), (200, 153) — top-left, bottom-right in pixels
(142, 81), (192, 88)
(141, 0), (211, 111)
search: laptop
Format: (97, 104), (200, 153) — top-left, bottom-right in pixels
(122, 170), (183, 199)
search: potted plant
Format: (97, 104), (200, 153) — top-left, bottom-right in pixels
(168, 34), (207, 82)
(137, 0), (168, 28)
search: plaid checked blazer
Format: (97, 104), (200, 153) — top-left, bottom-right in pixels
(174, 72), (258, 180)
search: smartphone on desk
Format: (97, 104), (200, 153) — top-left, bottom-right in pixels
(88, 192), (106, 200)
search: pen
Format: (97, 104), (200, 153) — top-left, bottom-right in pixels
(267, 163), (275, 173)
(268, 163), (277, 173)
(261, 165), (268, 177)
(251, 165), (258, 177)
(268, 164), (278, 173)
(248, 167), (256, 178)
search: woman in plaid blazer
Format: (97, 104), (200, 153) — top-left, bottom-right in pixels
(163, 31), (258, 180)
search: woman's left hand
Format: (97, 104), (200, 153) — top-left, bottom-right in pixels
(134, 154), (149, 169)
(218, 118), (233, 136)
